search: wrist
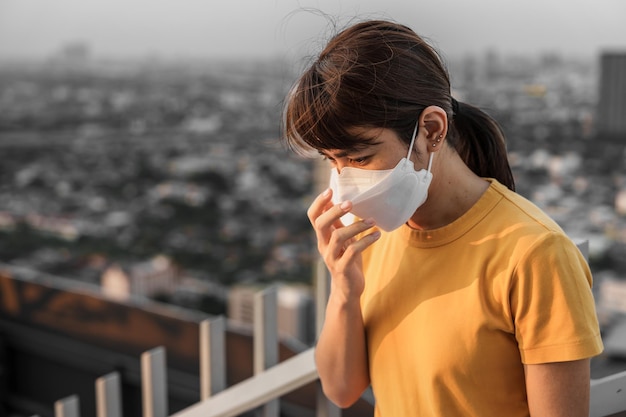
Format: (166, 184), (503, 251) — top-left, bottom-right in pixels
(328, 288), (362, 310)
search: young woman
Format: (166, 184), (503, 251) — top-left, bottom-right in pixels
(282, 19), (603, 416)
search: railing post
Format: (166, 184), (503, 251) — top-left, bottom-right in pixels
(575, 239), (589, 261)
(254, 286), (279, 417)
(200, 317), (226, 400)
(54, 395), (80, 417)
(315, 258), (330, 338)
(141, 346), (168, 417)
(314, 260), (342, 417)
(96, 372), (123, 417)
(316, 382), (341, 417)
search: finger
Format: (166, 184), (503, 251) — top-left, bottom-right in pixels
(307, 189), (349, 247)
(307, 189), (344, 253)
(315, 200), (353, 245)
(329, 218), (377, 259)
(307, 188), (333, 226)
(341, 228), (382, 264)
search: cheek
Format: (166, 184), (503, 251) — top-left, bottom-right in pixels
(369, 157), (401, 170)
(408, 141), (433, 169)
(374, 145), (410, 169)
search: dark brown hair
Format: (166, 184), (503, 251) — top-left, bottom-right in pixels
(282, 19), (515, 191)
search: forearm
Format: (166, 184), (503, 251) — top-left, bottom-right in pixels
(315, 290), (370, 408)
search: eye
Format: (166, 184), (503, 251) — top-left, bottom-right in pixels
(322, 155), (336, 165)
(349, 156), (370, 165)
(318, 151), (333, 163)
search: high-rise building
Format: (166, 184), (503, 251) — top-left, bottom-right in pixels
(228, 284), (315, 345)
(597, 52), (626, 138)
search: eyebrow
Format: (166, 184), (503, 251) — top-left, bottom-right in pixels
(318, 149), (350, 158)
(317, 139), (384, 159)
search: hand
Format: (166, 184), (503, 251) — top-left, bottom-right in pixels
(307, 188), (381, 299)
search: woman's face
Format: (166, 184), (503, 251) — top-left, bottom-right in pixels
(318, 127), (412, 173)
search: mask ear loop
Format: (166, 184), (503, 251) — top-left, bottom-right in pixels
(407, 121), (419, 159)
(407, 121), (435, 173)
(427, 150), (434, 173)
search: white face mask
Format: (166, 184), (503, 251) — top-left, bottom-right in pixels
(329, 122), (434, 232)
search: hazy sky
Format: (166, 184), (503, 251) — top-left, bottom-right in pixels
(1, 0), (625, 61)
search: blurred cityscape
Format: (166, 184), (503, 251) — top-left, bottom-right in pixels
(0, 46), (316, 317)
(1, 41), (626, 416)
(1, 45), (626, 323)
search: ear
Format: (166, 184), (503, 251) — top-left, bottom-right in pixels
(419, 106), (448, 151)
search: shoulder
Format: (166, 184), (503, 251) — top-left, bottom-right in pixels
(477, 180), (586, 265)
(486, 179), (567, 235)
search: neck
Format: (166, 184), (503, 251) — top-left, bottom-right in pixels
(407, 150), (489, 231)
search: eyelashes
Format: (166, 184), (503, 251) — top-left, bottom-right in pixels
(322, 155), (371, 166)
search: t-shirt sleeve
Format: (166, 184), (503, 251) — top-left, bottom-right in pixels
(510, 232), (604, 364)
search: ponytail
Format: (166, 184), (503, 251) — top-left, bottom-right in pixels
(450, 101), (515, 191)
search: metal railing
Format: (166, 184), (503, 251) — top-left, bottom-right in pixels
(53, 259), (340, 417)
(49, 244), (626, 417)
(51, 347), (626, 417)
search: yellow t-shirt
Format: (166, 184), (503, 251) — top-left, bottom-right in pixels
(360, 179), (604, 417)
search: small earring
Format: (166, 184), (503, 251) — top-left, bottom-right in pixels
(432, 143), (437, 147)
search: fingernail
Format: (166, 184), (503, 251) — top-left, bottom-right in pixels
(363, 218), (375, 226)
(372, 231), (381, 240)
(340, 201), (351, 211)
(322, 188), (331, 197)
